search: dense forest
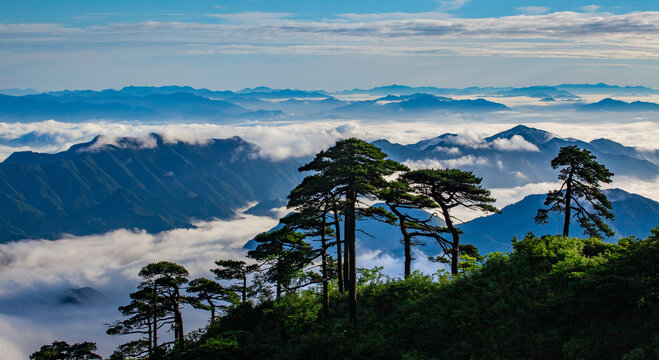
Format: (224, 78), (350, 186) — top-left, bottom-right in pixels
(30, 139), (658, 360)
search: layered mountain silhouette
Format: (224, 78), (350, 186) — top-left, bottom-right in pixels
(329, 93), (509, 117)
(459, 189), (659, 254)
(0, 135), (302, 242)
(580, 98), (659, 111)
(245, 188), (658, 259)
(373, 125), (658, 188)
(3, 84), (654, 122)
(1, 125), (656, 244)
(494, 86), (578, 99)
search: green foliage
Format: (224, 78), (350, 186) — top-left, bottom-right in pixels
(248, 227), (317, 298)
(187, 278), (238, 321)
(30, 341), (101, 360)
(356, 266), (389, 286)
(536, 145), (615, 238)
(108, 261), (190, 357)
(174, 228), (659, 360)
(402, 168), (498, 275)
(211, 259), (259, 302)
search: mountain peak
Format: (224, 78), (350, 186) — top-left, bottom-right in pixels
(485, 125), (554, 144)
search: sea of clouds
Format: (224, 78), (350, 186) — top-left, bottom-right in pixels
(0, 112), (658, 358)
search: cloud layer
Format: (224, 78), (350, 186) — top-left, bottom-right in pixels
(1, 112), (658, 162)
(2, 11), (658, 60)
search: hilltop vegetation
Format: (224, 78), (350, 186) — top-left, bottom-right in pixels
(28, 138), (658, 360)
(173, 232), (658, 360)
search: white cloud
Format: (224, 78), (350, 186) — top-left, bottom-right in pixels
(489, 181), (561, 209)
(581, 5), (601, 13)
(517, 6), (550, 15)
(511, 170), (529, 180)
(337, 12), (452, 22)
(605, 175), (659, 202)
(355, 247), (446, 280)
(2, 11), (658, 61)
(0, 209), (277, 297)
(491, 135), (540, 151)
(404, 155), (489, 170)
(77, 134), (158, 152)
(0, 314), (53, 360)
(0, 204), (281, 359)
(437, 0), (471, 11)
(433, 146), (461, 155)
(1, 117), (658, 164)
(206, 12), (293, 24)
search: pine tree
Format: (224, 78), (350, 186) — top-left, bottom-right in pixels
(30, 341), (101, 360)
(138, 262), (189, 352)
(535, 145), (615, 238)
(402, 169), (498, 275)
(298, 138), (406, 324)
(286, 174), (339, 316)
(187, 278), (238, 322)
(247, 227), (317, 300)
(211, 260), (259, 303)
(378, 180), (442, 278)
(106, 276), (173, 358)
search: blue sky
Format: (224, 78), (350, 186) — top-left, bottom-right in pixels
(0, 0), (657, 90)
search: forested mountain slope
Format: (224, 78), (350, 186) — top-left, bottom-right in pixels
(0, 135), (302, 242)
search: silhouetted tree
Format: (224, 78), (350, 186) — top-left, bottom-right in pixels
(286, 174), (339, 317)
(211, 260), (259, 303)
(138, 262), (189, 352)
(187, 278), (238, 322)
(536, 145), (615, 238)
(248, 227), (317, 300)
(30, 341), (101, 360)
(378, 180), (442, 278)
(299, 138), (406, 324)
(109, 261), (189, 356)
(402, 169), (498, 275)
(106, 279), (172, 358)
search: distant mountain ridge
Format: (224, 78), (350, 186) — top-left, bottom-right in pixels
(581, 98), (659, 111)
(0, 135), (303, 242)
(372, 125), (659, 188)
(244, 188), (658, 259)
(1, 84), (656, 122)
(459, 189), (659, 254)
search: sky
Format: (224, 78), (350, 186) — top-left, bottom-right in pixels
(0, 0), (658, 91)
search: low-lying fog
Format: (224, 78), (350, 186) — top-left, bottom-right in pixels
(1, 111), (657, 358)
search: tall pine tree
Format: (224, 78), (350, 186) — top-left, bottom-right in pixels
(535, 145), (615, 237)
(298, 138), (406, 324)
(402, 169), (498, 275)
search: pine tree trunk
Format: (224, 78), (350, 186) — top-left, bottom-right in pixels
(148, 319), (153, 358)
(343, 224), (350, 292)
(152, 284), (158, 351)
(563, 172), (573, 237)
(321, 212), (329, 319)
(242, 273), (247, 302)
(441, 204), (460, 276)
(450, 231), (460, 276)
(208, 299), (216, 321)
(174, 288), (184, 351)
(404, 234), (412, 278)
(346, 187), (357, 325)
(333, 209), (344, 293)
(393, 208), (412, 278)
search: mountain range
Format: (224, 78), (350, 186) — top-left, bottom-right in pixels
(244, 188), (658, 260)
(1, 125), (656, 244)
(373, 125), (658, 188)
(0, 135), (302, 242)
(0, 84), (657, 122)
